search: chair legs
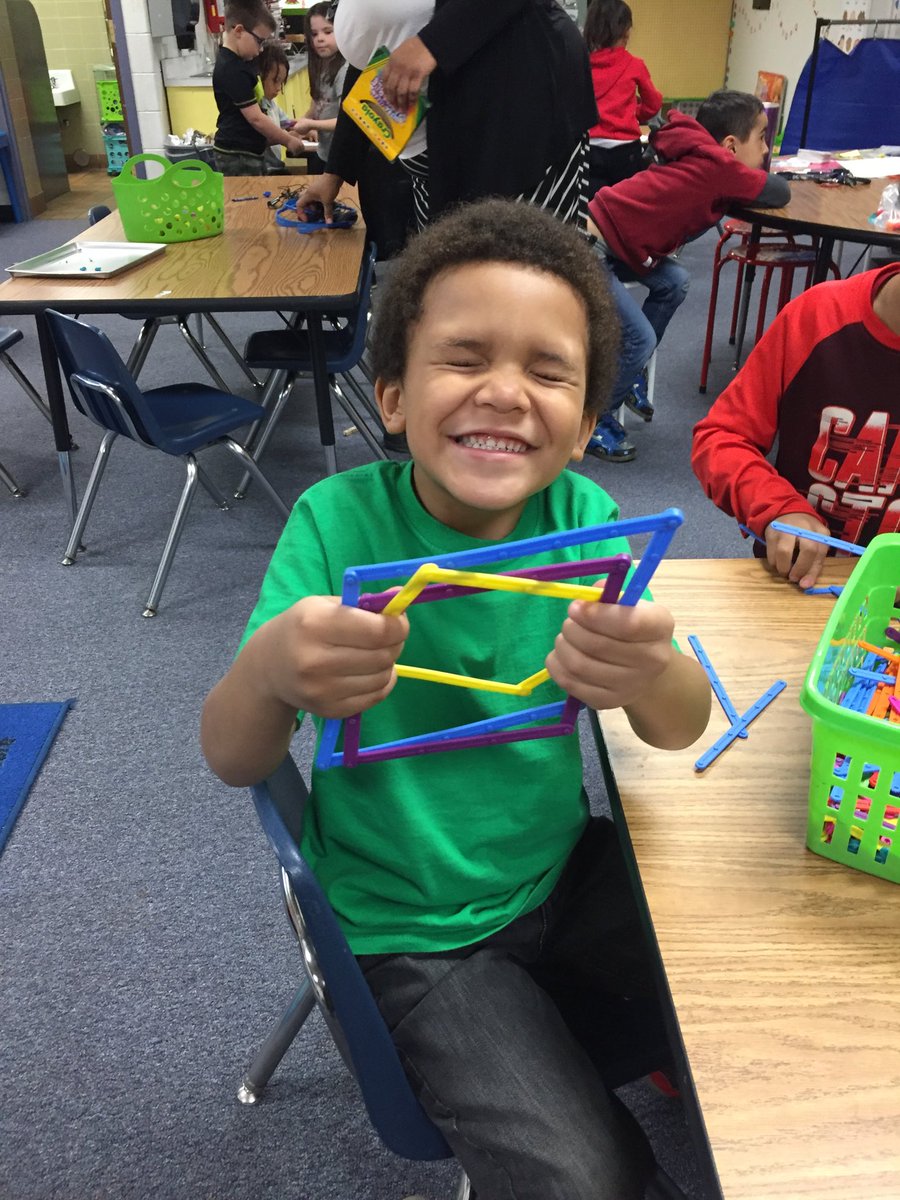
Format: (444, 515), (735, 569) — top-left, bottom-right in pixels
(0, 457), (25, 497)
(62, 434), (289, 617)
(62, 430), (117, 565)
(127, 315), (241, 395)
(1, 347), (52, 423)
(237, 979), (317, 1104)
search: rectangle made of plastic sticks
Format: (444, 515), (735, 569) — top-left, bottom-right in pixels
(317, 508), (683, 770)
(338, 560), (628, 767)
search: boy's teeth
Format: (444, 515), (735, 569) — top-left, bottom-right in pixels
(456, 434), (527, 453)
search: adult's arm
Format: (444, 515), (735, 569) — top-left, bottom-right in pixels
(691, 309), (819, 538)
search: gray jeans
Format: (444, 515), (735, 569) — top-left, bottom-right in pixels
(212, 148), (265, 176)
(358, 817), (669, 1199)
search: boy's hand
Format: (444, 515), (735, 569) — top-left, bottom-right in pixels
(253, 596), (409, 719)
(764, 511), (830, 588)
(292, 117), (315, 136)
(379, 36), (437, 111)
(546, 597), (675, 712)
(284, 133), (306, 156)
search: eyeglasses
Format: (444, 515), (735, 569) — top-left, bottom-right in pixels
(246, 28), (269, 49)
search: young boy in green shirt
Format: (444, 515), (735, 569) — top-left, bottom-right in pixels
(202, 199), (710, 1199)
(212, 1), (304, 175)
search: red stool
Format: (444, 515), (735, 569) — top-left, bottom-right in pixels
(699, 227), (839, 393)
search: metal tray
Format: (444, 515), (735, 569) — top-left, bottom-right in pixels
(6, 240), (166, 278)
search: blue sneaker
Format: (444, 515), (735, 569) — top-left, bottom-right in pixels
(624, 368), (654, 422)
(586, 412), (636, 463)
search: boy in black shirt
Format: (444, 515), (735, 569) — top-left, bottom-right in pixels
(213, 1), (304, 175)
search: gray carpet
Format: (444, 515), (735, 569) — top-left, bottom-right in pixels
(0, 212), (814, 1200)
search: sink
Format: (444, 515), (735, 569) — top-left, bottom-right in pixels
(49, 69), (80, 107)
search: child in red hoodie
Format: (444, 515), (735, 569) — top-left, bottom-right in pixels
(585, 0), (662, 196)
(586, 90), (790, 463)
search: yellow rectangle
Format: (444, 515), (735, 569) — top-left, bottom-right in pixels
(341, 47), (426, 162)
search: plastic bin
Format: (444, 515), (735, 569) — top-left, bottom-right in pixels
(96, 79), (123, 122)
(800, 534), (900, 884)
(164, 143), (215, 167)
(103, 131), (129, 175)
(111, 153), (224, 243)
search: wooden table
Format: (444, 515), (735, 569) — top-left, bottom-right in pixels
(734, 176), (899, 286)
(596, 557), (900, 1199)
(0, 176), (366, 520)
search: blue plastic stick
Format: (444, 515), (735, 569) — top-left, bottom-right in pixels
(738, 523), (766, 545)
(694, 681), (786, 772)
(804, 586), (844, 597)
(687, 634), (747, 739)
(769, 521), (865, 556)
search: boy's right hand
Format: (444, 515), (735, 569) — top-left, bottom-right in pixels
(252, 596), (409, 719)
(764, 511), (830, 588)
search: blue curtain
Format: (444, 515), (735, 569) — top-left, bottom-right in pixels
(781, 37), (900, 154)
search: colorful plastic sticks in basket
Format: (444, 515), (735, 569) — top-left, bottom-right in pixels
(314, 508), (684, 769)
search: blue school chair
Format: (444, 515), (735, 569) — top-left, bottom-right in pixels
(237, 243), (387, 485)
(240, 750), (687, 1200)
(45, 309), (290, 617)
(86, 206), (260, 392)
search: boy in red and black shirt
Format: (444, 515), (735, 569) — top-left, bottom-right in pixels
(692, 263), (900, 587)
(586, 90), (790, 462)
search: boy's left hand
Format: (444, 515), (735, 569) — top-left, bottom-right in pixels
(546, 597), (675, 711)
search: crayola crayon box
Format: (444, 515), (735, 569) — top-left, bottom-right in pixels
(341, 47), (428, 162)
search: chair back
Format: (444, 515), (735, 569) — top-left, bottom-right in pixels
(45, 310), (169, 449)
(250, 754), (452, 1162)
(87, 204), (112, 226)
(340, 242), (377, 367)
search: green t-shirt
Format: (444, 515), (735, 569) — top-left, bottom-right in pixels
(240, 461), (631, 954)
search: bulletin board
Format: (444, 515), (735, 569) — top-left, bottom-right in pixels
(627, 0), (732, 100)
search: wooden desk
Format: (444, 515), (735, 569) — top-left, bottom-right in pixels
(597, 558), (900, 1199)
(0, 177), (366, 520)
(733, 177), (900, 286)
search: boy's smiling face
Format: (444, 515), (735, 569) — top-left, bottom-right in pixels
(376, 261), (595, 541)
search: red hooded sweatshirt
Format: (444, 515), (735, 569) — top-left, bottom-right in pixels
(588, 46), (662, 141)
(588, 111), (777, 274)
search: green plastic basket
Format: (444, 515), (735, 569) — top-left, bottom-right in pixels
(96, 79), (122, 122)
(800, 534), (900, 884)
(111, 154), (224, 243)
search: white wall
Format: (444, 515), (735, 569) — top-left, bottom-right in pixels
(726, 0), (899, 104)
(120, 0), (171, 152)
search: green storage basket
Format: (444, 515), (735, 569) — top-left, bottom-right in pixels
(111, 154), (224, 243)
(800, 534), (900, 885)
(96, 79), (123, 122)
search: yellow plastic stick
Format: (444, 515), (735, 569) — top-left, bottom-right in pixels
(382, 563), (601, 694)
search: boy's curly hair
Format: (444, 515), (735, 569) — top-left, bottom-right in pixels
(371, 199), (619, 416)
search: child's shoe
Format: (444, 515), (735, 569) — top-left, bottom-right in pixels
(624, 368), (653, 422)
(586, 411), (636, 463)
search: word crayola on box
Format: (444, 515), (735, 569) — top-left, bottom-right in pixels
(342, 47), (428, 162)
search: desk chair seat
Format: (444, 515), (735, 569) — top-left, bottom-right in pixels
(46, 309), (290, 617)
(699, 232), (840, 392)
(86, 206), (260, 393)
(239, 244), (387, 484)
(241, 752), (684, 1199)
